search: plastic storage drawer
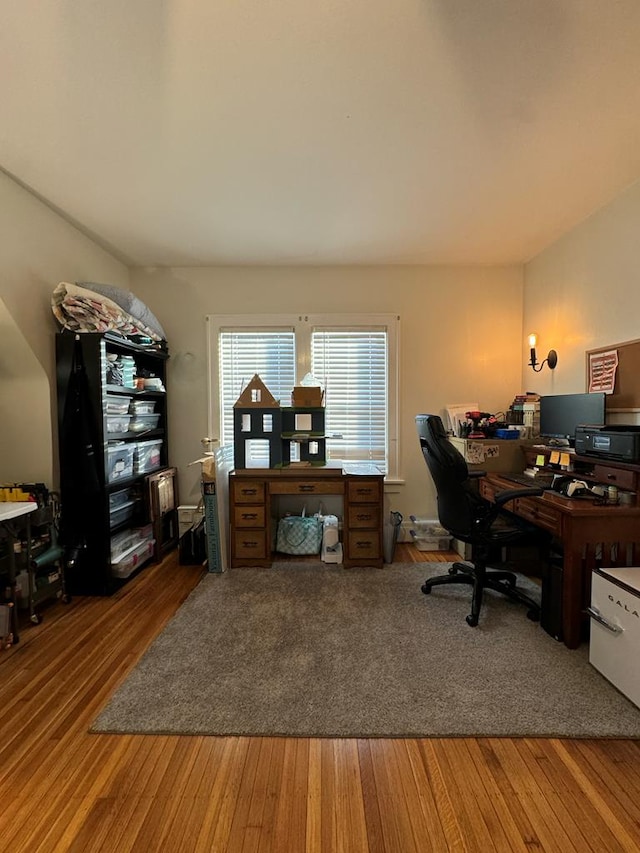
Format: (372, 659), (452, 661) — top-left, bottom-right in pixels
(133, 439), (163, 475)
(109, 500), (135, 529)
(105, 394), (132, 415)
(110, 537), (155, 579)
(110, 529), (141, 559)
(129, 413), (161, 433)
(109, 487), (132, 510)
(106, 443), (135, 483)
(106, 414), (132, 434)
(129, 399), (156, 415)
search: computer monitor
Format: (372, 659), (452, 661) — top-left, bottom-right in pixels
(539, 392), (606, 446)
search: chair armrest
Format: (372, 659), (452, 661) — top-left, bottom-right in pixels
(468, 470), (486, 479)
(494, 486), (543, 507)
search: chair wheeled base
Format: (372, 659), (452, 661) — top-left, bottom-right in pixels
(421, 560), (541, 627)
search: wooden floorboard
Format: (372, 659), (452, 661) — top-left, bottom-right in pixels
(1, 544), (638, 852)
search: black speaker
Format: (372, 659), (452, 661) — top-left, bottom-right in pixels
(179, 518), (207, 566)
(541, 556), (563, 641)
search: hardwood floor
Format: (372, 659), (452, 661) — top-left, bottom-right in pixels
(1, 544), (639, 852)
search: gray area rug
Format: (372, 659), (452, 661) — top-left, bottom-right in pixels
(91, 563), (640, 737)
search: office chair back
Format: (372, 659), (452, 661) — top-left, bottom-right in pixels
(416, 413), (544, 627)
(415, 414), (488, 542)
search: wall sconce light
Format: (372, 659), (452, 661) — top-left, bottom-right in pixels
(528, 333), (558, 372)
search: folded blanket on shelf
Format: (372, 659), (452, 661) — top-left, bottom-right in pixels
(52, 282), (164, 341)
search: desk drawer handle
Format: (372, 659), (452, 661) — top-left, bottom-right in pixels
(299, 485), (315, 492)
(606, 473), (618, 481)
(241, 513), (258, 521)
(586, 606), (623, 634)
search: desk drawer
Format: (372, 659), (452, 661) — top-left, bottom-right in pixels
(479, 480), (500, 503)
(232, 481), (265, 503)
(346, 531), (381, 560)
(593, 464), (636, 492)
(270, 481), (343, 496)
(514, 497), (562, 536)
(347, 506), (381, 529)
(234, 506), (266, 528)
(347, 480), (381, 503)
(233, 530), (267, 559)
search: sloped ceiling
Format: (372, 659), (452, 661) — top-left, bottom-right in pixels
(2, 0), (640, 266)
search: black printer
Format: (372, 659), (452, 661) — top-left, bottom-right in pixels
(574, 425), (640, 462)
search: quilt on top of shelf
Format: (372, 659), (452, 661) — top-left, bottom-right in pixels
(51, 281), (166, 342)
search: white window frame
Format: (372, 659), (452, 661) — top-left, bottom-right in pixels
(206, 313), (400, 479)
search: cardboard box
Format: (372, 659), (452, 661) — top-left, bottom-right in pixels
(292, 386), (324, 407)
(449, 437), (532, 473)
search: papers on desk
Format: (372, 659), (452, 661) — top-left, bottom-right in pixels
(446, 403), (479, 437)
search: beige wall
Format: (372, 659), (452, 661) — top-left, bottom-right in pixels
(4, 158), (638, 538)
(0, 171), (128, 484)
(523, 179), (640, 406)
(133, 266), (524, 521)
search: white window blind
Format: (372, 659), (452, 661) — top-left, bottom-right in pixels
(312, 329), (388, 467)
(218, 330), (295, 451)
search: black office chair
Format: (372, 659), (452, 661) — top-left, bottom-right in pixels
(416, 414), (547, 627)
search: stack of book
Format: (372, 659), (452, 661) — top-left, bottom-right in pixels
(507, 393), (540, 437)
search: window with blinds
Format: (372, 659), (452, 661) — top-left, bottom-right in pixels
(312, 329), (387, 467)
(209, 314), (399, 477)
(218, 329), (296, 463)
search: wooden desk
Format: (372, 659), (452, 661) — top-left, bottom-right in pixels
(229, 466), (384, 569)
(481, 473), (640, 649)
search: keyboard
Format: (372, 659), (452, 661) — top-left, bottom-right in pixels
(501, 472), (554, 488)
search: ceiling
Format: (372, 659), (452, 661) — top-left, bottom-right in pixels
(3, 1), (640, 267)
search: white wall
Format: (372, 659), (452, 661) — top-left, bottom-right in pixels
(523, 179), (640, 406)
(133, 265), (524, 522)
(0, 171), (128, 484)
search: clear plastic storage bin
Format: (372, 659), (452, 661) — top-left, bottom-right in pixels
(109, 487), (132, 510)
(106, 414), (132, 434)
(133, 439), (163, 475)
(105, 394), (132, 415)
(129, 399), (156, 415)
(408, 515), (451, 551)
(106, 443), (135, 483)
(110, 538), (155, 579)
(109, 501), (136, 529)
(110, 528), (142, 559)
(129, 413), (161, 433)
